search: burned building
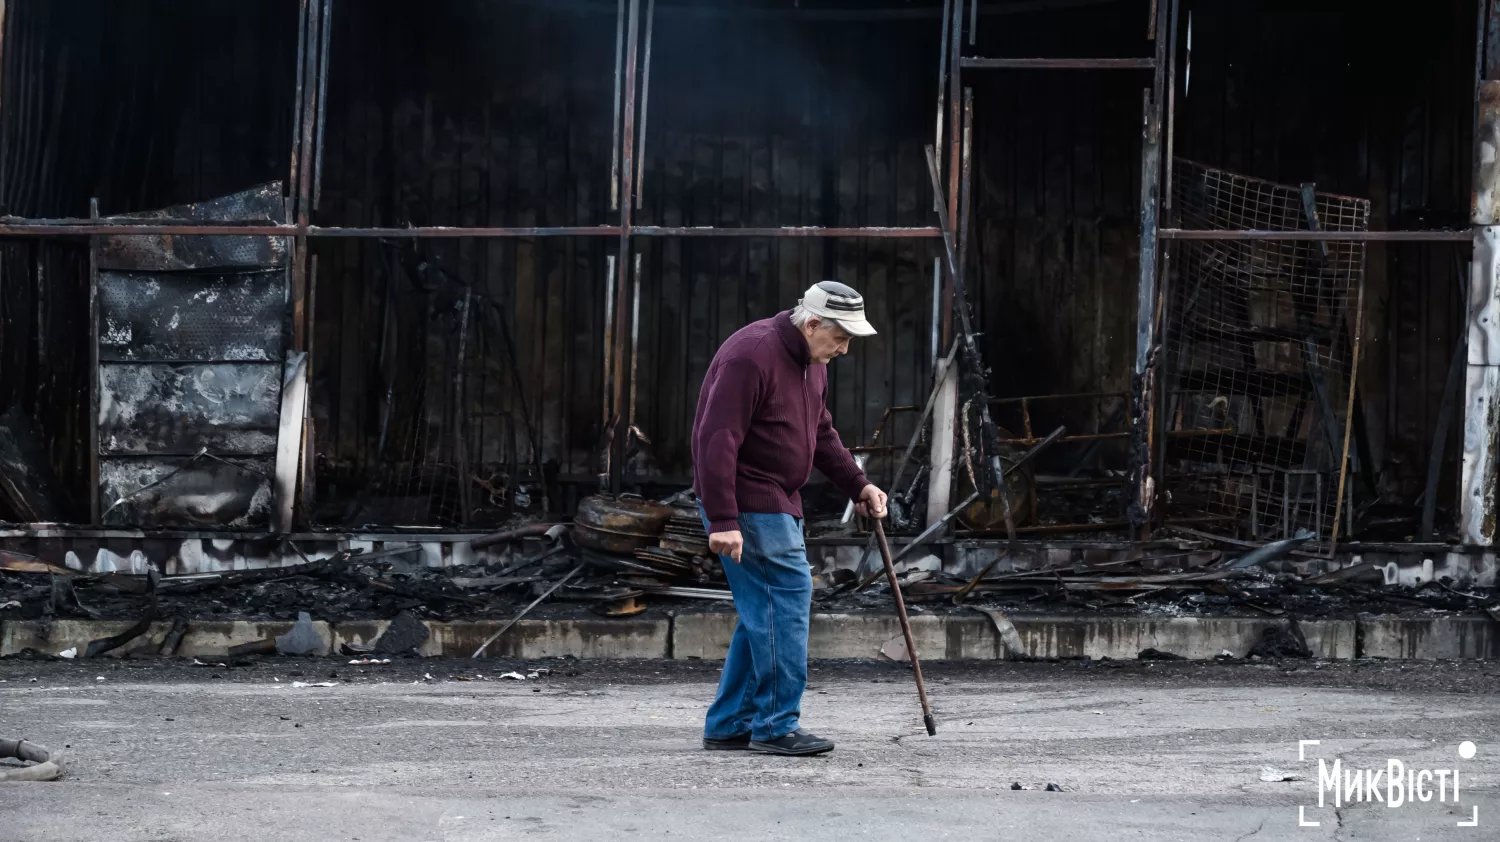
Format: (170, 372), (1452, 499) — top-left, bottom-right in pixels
(0, 0), (1493, 601)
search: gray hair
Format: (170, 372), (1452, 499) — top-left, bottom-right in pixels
(790, 304), (845, 332)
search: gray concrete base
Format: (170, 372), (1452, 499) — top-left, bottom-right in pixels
(0, 611), (1491, 661)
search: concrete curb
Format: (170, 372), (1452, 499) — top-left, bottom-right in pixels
(0, 613), (1490, 661)
(1, 619), (333, 659)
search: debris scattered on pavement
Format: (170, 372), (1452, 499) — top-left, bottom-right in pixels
(1137, 648), (1187, 661)
(374, 609), (430, 655)
(275, 611), (325, 656)
(1249, 624), (1312, 659)
(0, 738), (62, 782)
(347, 658), (391, 665)
(290, 681), (337, 688)
(499, 671), (527, 680)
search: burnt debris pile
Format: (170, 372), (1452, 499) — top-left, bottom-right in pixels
(0, 493), (733, 633)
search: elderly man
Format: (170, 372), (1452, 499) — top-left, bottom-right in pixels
(692, 281), (888, 757)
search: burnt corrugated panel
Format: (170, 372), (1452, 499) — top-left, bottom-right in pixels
(97, 271), (287, 362)
(96, 183), (289, 272)
(93, 181), (292, 528)
(97, 363), (282, 456)
(99, 456), (275, 529)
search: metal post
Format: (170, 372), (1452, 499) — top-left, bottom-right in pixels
(929, 0), (965, 521)
(1130, 0), (1169, 538)
(608, 0), (626, 211)
(1163, 0), (1181, 214)
(453, 286), (472, 524)
(312, 0), (333, 212)
(609, 0), (642, 493)
(87, 197), (99, 524)
(932, 0), (951, 209)
(290, 0), (322, 351)
(634, 0), (655, 210)
(300, 256), (319, 526)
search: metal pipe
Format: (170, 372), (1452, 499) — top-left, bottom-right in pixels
(470, 562), (585, 658)
(995, 426), (1233, 445)
(932, 0), (951, 208)
(627, 251), (643, 433)
(312, 0), (333, 212)
(630, 225), (942, 237)
(930, 256), (941, 370)
(634, 0), (655, 210)
(601, 253), (616, 431)
(375, 261), (396, 462)
(609, 0), (642, 492)
(296, 0), (321, 224)
(856, 490), (981, 591)
(454, 287), (473, 523)
(873, 519), (937, 737)
(1327, 276), (1366, 551)
(960, 57), (1155, 69)
(990, 390), (1127, 404)
(609, 0), (626, 210)
(1163, 0), (1180, 213)
(288, 0), (309, 203)
(88, 197), (99, 524)
(0, 222), (951, 238)
(943, 0), (963, 344)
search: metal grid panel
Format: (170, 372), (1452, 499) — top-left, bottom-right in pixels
(99, 456), (275, 528)
(92, 183), (292, 529)
(96, 183), (289, 271)
(1162, 159), (1369, 543)
(98, 270), (287, 362)
(97, 363), (282, 456)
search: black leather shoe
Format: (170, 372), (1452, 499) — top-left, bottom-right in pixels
(702, 733), (752, 751)
(749, 729), (834, 756)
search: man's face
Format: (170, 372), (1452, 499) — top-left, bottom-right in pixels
(803, 318), (853, 364)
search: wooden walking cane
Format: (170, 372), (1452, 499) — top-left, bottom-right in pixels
(873, 518), (937, 736)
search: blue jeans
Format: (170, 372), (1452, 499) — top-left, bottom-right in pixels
(698, 508), (812, 742)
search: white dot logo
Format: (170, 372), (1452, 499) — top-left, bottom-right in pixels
(1459, 741), (1478, 760)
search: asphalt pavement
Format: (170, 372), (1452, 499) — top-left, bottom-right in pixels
(1, 657), (1496, 841)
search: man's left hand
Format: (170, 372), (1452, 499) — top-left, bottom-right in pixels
(855, 484), (888, 519)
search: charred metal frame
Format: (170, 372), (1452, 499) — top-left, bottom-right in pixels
(0, 1), (1487, 537)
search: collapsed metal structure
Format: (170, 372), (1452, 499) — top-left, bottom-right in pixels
(0, 0), (1493, 577)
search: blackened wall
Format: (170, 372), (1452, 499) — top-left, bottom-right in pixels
(0, 0), (1480, 527)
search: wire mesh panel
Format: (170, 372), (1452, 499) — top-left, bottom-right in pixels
(1161, 160), (1369, 546)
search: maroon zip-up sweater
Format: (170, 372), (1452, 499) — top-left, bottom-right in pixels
(691, 310), (870, 534)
